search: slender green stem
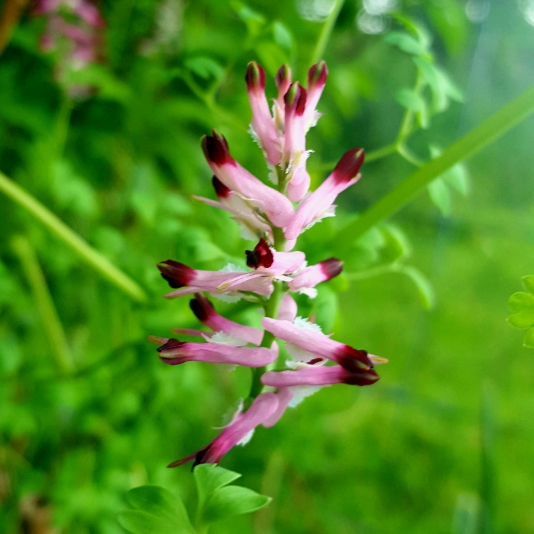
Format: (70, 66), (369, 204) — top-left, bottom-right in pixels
(332, 82), (534, 250)
(11, 235), (74, 373)
(396, 143), (423, 166)
(365, 143), (397, 163)
(0, 171), (147, 301)
(310, 0), (346, 65)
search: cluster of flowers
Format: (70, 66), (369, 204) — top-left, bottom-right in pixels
(150, 61), (385, 467)
(34, 0), (104, 75)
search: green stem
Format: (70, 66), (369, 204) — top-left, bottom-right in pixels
(0, 171), (147, 302)
(11, 235), (74, 373)
(332, 82), (534, 249)
(310, 0), (345, 65)
(396, 143), (423, 166)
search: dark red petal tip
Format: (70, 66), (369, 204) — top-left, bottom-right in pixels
(212, 176), (231, 199)
(276, 64), (292, 89)
(284, 83), (307, 115)
(308, 61), (328, 88)
(332, 148), (365, 184)
(335, 345), (373, 373)
(157, 260), (195, 288)
(246, 61), (265, 92)
(157, 338), (186, 353)
(190, 294), (215, 322)
(245, 238), (274, 269)
(319, 258), (343, 280)
(344, 368), (380, 386)
(201, 131), (233, 166)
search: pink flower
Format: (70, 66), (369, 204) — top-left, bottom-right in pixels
(285, 148), (365, 241)
(289, 258), (343, 294)
(152, 337), (277, 368)
(261, 316), (375, 373)
(158, 239), (306, 300)
(246, 62), (281, 166)
(168, 392), (280, 467)
(202, 131), (294, 228)
(303, 61), (328, 130)
(158, 259), (275, 299)
(193, 177), (273, 241)
(261, 364), (379, 388)
(189, 294), (263, 346)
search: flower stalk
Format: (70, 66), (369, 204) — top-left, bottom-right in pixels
(151, 61), (384, 468)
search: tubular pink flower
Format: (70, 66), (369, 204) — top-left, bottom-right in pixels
(303, 61), (328, 130)
(285, 148), (365, 240)
(246, 62), (281, 165)
(155, 338), (277, 367)
(261, 317), (374, 373)
(193, 177), (272, 241)
(261, 364), (379, 388)
(262, 388), (294, 428)
(190, 294), (263, 345)
(283, 83), (311, 202)
(168, 392), (279, 467)
(158, 260), (274, 298)
(202, 131), (294, 228)
(278, 294), (298, 322)
(289, 258), (343, 291)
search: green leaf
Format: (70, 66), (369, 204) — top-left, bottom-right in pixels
(202, 486), (271, 524)
(384, 31), (427, 56)
(522, 275), (534, 294)
(231, 1), (266, 36)
(400, 266), (435, 309)
(523, 327), (534, 348)
(507, 310), (534, 330)
(508, 291), (534, 313)
(391, 13), (432, 49)
(395, 89), (429, 128)
(194, 464), (241, 509)
(272, 21), (293, 52)
(185, 57), (224, 81)
(428, 178), (451, 215)
(117, 510), (181, 534)
(118, 486), (195, 534)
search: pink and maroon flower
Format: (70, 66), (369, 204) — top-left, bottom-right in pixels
(168, 392), (280, 467)
(285, 148), (365, 241)
(202, 131), (294, 228)
(151, 337), (277, 368)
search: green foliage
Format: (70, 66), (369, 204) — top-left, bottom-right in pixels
(118, 486), (195, 534)
(507, 276), (534, 348)
(194, 464), (271, 525)
(118, 466), (270, 534)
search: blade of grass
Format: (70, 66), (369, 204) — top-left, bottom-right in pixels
(332, 82), (534, 250)
(11, 235), (74, 373)
(0, 171), (147, 302)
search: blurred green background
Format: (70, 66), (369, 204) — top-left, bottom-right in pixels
(1, 0), (533, 532)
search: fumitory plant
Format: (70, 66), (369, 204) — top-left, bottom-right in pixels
(150, 60), (386, 468)
(119, 60), (385, 532)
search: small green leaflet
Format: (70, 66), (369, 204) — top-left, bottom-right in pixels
(507, 275), (534, 348)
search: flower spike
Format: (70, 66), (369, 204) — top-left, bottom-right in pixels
(151, 61), (384, 468)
